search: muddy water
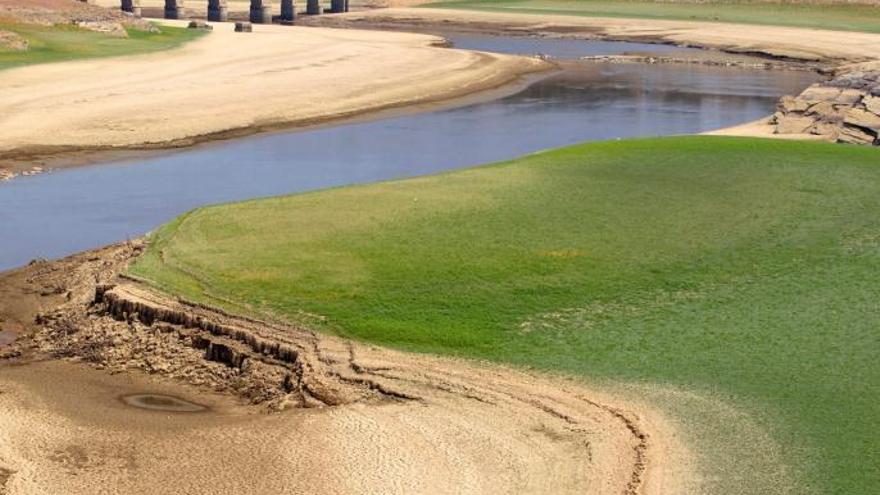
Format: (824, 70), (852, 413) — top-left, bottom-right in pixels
(0, 39), (820, 271)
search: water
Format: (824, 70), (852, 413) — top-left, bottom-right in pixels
(447, 34), (704, 59)
(0, 39), (819, 271)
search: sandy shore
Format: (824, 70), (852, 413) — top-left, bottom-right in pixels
(0, 244), (699, 494)
(316, 8), (880, 64)
(0, 19), (547, 174)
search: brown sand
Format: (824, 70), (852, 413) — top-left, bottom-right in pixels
(0, 244), (697, 495)
(0, 19), (547, 170)
(317, 8), (880, 63)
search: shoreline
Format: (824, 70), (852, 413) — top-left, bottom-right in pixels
(6, 10), (880, 178)
(0, 19), (550, 180)
(0, 66), (555, 180)
(0, 241), (697, 494)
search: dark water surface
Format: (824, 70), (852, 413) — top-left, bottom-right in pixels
(448, 34), (705, 58)
(0, 39), (819, 271)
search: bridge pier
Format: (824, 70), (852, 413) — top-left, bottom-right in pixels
(121, 0), (141, 17)
(280, 0), (295, 23)
(208, 0), (228, 21)
(250, 0), (272, 23)
(164, 0), (186, 19)
(306, 0), (320, 15)
(330, 0), (344, 13)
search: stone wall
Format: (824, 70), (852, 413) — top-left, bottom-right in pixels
(773, 70), (880, 146)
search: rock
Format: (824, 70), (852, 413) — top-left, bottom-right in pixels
(778, 95), (809, 113)
(836, 89), (866, 106)
(863, 95), (880, 115)
(871, 85), (880, 97)
(235, 22), (252, 33)
(775, 114), (816, 134)
(799, 85), (841, 103)
(188, 20), (213, 31)
(838, 124), (877, 145)
(805, 101), (844, 123)
(844, 108), (880, 132)
(75, 20), (128, 37)
(0, 30), (28, 51)
(808, 122), (840, 140)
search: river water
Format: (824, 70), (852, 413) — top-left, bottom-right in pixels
(0, 37), (819, 271)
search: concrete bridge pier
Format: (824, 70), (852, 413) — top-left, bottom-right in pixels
(164, 0), (186, 19)
(208, 0), (228, 21)
(250, 0), (272, 23)
(121, 0), (141, 17)
(306, 0), (320, 15)
(280, 0), (295, 23)
(330, 0), (344, 13)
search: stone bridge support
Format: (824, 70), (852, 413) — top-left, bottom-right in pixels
(329, 0), (347, 13)
(280, 0), (295, 23)
(208, 0), (228, 21)
(164, 0), (185, 19)
(250, 0), (272, 23)
(121, 0), (141, 17)
(306, 0), (320, 15)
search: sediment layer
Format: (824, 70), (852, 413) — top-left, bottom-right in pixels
(0, 242), (694, 494)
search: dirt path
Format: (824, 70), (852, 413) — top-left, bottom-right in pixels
(0, 244), (695, 494)
(0, 19), (547, 174)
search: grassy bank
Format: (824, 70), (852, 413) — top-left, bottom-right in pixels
(424, 0), (880, 33)
(0, 23), (203, 71)
(131, 137), (879, 493)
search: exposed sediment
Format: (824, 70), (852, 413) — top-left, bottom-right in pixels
(0, 242), (695, 494)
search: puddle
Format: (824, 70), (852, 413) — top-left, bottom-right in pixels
(121, 394), (208, 413)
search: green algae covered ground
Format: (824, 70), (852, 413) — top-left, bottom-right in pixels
(0, 23), (202, 71)
(130, 137), (880, 494)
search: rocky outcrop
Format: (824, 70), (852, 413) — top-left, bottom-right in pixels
(772, 69), (880, 145)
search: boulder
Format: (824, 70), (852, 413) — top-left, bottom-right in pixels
(775, 114), (816, 134)
(805, 101), (844, 122)
(844, 108), (880, 132)
(235, 21), (252, 32)
(863, 95), (880, 115)
(778, 95), (809, 113)
(187, 20), (213, 30)
(871, 85), (880, 97)
(836, 89), (866, 106)
(808, 122), (840, 140)
(838, 125), (877, 145)
(799, 85), (841, 103)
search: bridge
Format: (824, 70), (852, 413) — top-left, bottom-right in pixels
(120, 0), (349, 24)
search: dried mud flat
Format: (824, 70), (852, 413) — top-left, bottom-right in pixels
(0, 243), (696, 494)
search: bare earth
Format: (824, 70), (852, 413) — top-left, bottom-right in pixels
(0, 244), (697, 494)
(0, 19), (546, 170)
(319, 8), (880, 63)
